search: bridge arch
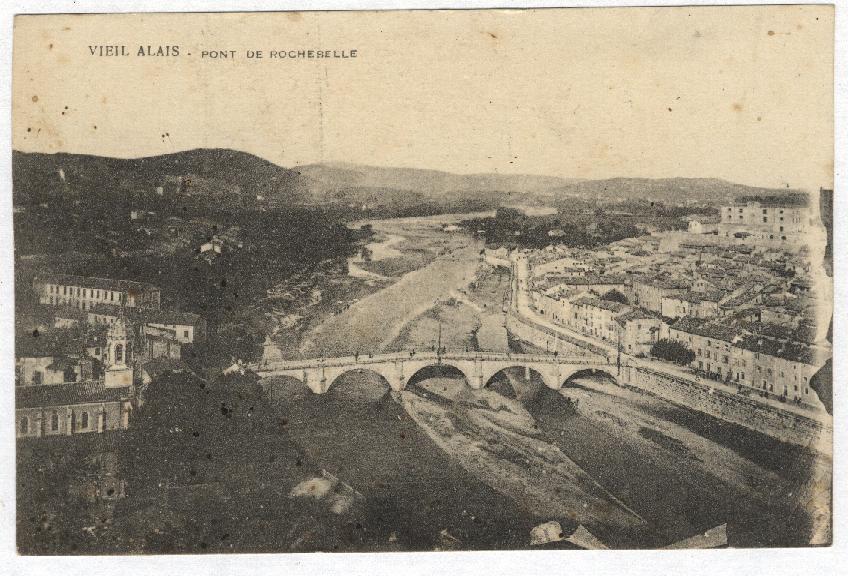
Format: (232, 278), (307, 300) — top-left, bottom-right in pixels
(403, 362), (473, 391)
(324, 367), (394, 398)
(482, 365), (549, 399)
(559, 367), (619, 390)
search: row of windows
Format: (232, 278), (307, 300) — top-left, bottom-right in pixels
(47, 297), (118, 311)
(47, 285), (123, 302)
(18, 410), (103, 434)
(726, 206), (798, 214)
(676, 334), (810, 381)
(695, 365), (812, 396)
(697, 349), (730, 363)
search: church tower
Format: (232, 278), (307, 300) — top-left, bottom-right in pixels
(104, 317), (134, 388)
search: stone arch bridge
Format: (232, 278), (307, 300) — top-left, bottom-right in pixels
(250, 350), (616, 395)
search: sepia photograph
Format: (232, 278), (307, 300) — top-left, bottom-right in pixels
(7, 4), (837, 559)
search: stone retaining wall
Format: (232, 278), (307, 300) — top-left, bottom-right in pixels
(622, 365), (831, 453)
(506, 311), (832, 453)
(506, 313), (608, 359)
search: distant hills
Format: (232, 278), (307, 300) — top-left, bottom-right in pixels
(12, 148), (805, 212)
(297, 161), (579, 202)
(12, 149), (311, 210)
(541, 177), (805, 206)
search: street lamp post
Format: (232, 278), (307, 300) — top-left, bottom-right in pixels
(616, 326), (622, 376)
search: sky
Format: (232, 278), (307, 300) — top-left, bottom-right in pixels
(11, 6), (834, 191)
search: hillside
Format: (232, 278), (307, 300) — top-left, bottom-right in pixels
(543, 177), (805, 206)
(297, 163), (804, 207)
(12, 149), (311, 210)
(296, 162), (580, 199)
(13, 149), (805, 214)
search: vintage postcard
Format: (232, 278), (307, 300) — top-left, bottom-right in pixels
(11, 6), (834, 555)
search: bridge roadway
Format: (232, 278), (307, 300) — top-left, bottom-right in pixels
(251, 350), (615, 395)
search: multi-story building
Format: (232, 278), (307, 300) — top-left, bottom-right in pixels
(16, 319), (137, 439)
(731, 335), (829, 405)
(616, 309), (663, 356)
(661, 291), (721, 320)
(531, 291), (577, 325)
(668, 317), (739, 381)
(16, 381), (134, 439)
(33, 274), (161, 310)
(16, 332), (91, 387)
(88, 305), (206, 344)
(668, 316), (830, 407)
(138, 325), (182, 362)
(569, 296), (630, 344)
(630, 277), (690, 314)
(717, 196), (819, 244)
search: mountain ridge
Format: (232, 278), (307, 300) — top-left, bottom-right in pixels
(13, 148), (806, 209)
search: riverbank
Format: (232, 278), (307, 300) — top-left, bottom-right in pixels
(264, 373), (544, 551)
(255, 213), (830, 550)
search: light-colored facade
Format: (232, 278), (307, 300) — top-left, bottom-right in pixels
(630, 279), (690, 314)
(717, 200), (817, 244)
(34, 274), (161, 310)
(617, 312), (663, 357)
(668, 318), (828, 407)
(568, 297), (629, 344)
(16, 356), (68, 386)
(661, 293), (720, 320)
(16, 382), (133, 439)
(88, 306), (205, 344)
(668, 324), (735, 381)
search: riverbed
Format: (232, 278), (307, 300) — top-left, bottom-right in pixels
(299, 216), (484, 357)
(258, 212), (830, 550)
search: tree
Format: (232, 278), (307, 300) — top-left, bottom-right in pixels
(601, 289), (628, 304)
(17, 437), (102, 554)
(114, 370), (309, 553)
(650, 338), (695, 366)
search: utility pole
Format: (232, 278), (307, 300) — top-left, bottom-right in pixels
(616, 325), (622, 376)
(437, 321), (442, 360)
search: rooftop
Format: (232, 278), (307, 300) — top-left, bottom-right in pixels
(738, 335), (828, 366)
(89, 304), (202, 325)
(16, 381), (131, 409)
(616, 308), (662, 323)
(34, 273), (159, 294)
(670, 316), (741, 343)
(734, 194), (810, 208)
(16, 328), (86, 358)
(556, 274), (626, 286)
(573, 296), (630, 313)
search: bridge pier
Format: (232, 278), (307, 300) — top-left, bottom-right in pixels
(470, 358), (484, 390)
(391, 360), (405, 392)
(251, 352), (609, 396)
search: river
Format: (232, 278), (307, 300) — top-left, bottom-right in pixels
(259, 212), (830, 550)
(299, 215), (485, 357)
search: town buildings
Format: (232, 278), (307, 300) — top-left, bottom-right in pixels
(16, 318), (136, 438)
(716, 196), (822, 245)
(17, 274), (203, 439)
(33, 274), (161, 310)
(16, 381), (134, 438)
(666, 316), (828, 405)
(88, 305), (206, 344)
(526, 205), (831, 410)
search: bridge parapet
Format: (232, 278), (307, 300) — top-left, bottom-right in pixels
(251, 349), (614, 394)
(253, 350), (593, 370)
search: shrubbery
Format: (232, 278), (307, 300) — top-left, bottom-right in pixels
(650, 338), (695, 366)
(601, 289), (628, 304)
